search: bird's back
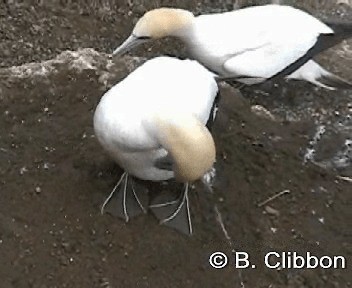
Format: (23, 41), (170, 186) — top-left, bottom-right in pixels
(94, 57), (218, 151)
(190, 5), (333, 78)
(106, 57), (218, 124)
(195, 5), (332, 37)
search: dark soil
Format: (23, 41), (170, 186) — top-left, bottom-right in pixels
(0, 1), (351, 287)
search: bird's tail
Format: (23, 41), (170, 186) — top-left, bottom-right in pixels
(318, 73), (352, 90)
(288, 60), (352, 90)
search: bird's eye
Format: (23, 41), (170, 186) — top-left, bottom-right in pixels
(137, 36), (151, 40)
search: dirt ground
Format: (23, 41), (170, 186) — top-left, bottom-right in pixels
(0, 1), (351, 287)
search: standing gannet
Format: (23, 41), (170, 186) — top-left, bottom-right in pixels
(93, 56), (218, 235)
(112, 5), (352, 89)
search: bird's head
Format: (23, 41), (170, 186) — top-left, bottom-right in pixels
(112, 8), (194, 56)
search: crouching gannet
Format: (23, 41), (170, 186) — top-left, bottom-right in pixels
(93, 56), (219, 235)
(112, 4), (352, 90)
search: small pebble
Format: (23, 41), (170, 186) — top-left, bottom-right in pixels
(251, 105), (276, 121)
(19, 167), (28, 175)
(270, 227), (278, 233)
(265, 205), (280, 216)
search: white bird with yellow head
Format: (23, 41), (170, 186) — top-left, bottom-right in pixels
(113, 5), (352, 89)
(94, 56), (219, 234)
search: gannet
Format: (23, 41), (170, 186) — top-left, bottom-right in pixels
(112, 5), (352, 89)
(93, 56), (219, 235)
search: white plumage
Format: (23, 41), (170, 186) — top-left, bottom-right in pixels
(94, 56), (218, 234)
(113, 5), (352, 89)
(94, 56), (217, 180)
(188, 5), (332, 82)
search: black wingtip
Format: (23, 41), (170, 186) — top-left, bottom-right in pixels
(319, 73), (352, 90)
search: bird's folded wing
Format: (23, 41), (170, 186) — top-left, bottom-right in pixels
(222, 35), (320, 80)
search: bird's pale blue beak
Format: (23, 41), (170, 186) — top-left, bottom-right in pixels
(112, 34), (147, 57)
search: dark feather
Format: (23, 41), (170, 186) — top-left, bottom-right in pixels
(206, 90), (221, 131)
(270, 20), (352, 81)
(319, 73), (352, 89)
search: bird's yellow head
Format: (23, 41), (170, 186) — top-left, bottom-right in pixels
(154, 114), (216, 183)
(112, 8), (194, 56)
(134, 8), (194, 39)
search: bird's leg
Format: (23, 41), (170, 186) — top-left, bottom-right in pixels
(150, 183), (193, 235)
(101, 172), (148, 222)
(101, 172), (127, 215)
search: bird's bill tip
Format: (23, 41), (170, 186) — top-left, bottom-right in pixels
(112, 34), (142, 57)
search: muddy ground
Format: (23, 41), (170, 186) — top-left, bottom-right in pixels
(0, 1), (351, 287)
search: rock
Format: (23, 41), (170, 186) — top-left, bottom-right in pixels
(251, 105), (276, 121)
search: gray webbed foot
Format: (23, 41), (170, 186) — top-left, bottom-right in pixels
(150, 183), (193, 235)
(101, 172), (148, 222)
